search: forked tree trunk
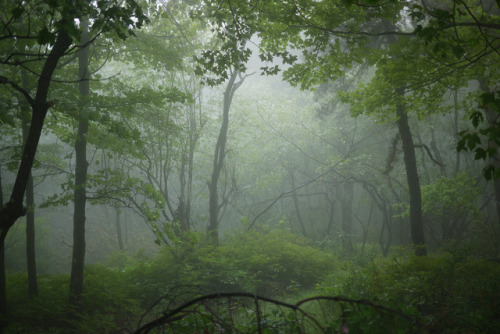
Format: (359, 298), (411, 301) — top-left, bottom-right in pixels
(208, 70), (244, 244)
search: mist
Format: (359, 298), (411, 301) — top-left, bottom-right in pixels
(1, 1), (499, 333)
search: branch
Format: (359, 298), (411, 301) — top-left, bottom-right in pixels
(247, 156), (349, 231)
(133, 292), (425, 334)
(0, 75), (34, 106)
(414, 143), (445, 166)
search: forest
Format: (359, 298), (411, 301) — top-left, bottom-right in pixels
(0, 0), (499, 333)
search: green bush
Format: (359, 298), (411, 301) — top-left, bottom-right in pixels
(219, 229), (336, 295)
(5, 266), (142, 333)
(122, 228), (337, 309)
(329, 249), (500, 333)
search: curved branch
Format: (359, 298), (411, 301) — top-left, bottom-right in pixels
(133, 292), (424, 334)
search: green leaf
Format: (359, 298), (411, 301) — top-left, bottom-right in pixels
(37, 27), (55, 45)
(451, 45), (465, 58)
(474, 147), (486, 160)
(483, 165), (495, 180)
(11, 7), (24, 19)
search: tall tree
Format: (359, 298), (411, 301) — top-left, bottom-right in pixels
(69, 16), (90, 306)
(207, 69), (248, 244)
(395, 93), (426, 255)
(20, 70), (38, 297)
(197, 0), (498, 254)
(0, 0), (147, 322)
(0, 28), (73, 319)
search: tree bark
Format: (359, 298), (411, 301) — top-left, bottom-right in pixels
(69, 18), (90, 306)
(396, 97), (427, 256)
(21, 69), (38, 297)
(0, 29), (72, 321)
(208, 70), (242, 244)
(0, 168), (5, 318)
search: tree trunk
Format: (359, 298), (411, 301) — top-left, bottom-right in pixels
(21, 69), (38, 297)
(0, 30), (72, 322)
(69, 18), (90, 306)
(341, 181), (354, 254)
(396, 97), (427, 256)
(115, 208), (124, 251)
(180, 103), (198, 233)
(290, 170), (307, 237)
(324, 191), (335, 237)
(0, 168), (5, 318)
(178, 155), (189, 232)
(208, 70), (242, 244)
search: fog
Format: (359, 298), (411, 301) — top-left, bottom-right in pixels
(1, 1), (499, 333)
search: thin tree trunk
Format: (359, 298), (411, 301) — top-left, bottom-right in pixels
(69, 18), (90, 306)
(290, 172), (307, 237)
(184, 103), (198, 232)
(379, 202), (392, 257)
(21, 70), (38, 297)
(341, 181), (354, 254)
(324, 191), (335, 236)
(115, 208), (124, 251)
(208, 70), (242, 244)
(360, 202), (374, 254)
(396, 96), (427, 256)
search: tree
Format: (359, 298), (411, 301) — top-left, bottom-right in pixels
(69, 16), (90, 306)
(196, 0), (499, 254)
(19, 70), (38, 297)
(207, 69), (249, 244)
(0, 0), (147, 322)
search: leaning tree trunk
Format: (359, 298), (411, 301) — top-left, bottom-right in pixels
(0, 30), (72, 323)
(208, 70), (244, 244)
(396, 94), (427, 256)
(69, 18), (90, 306)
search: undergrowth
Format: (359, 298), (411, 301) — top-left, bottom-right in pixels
(4, 229), (500, 333)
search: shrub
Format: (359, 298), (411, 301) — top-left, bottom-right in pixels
(331, 249), (500, 333)
(5, 266), (142, 333)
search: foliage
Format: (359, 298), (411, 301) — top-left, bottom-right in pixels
(135, 292), (424, 334)
(4, 228), (500, 332)
(334, 249), (500, 333)
(420, 172), (480, 217)
(124, 228), (336, 307)
(458, 91), (500, 179)
(398, 172), (482, 246)
(4, 266), (141, 333)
